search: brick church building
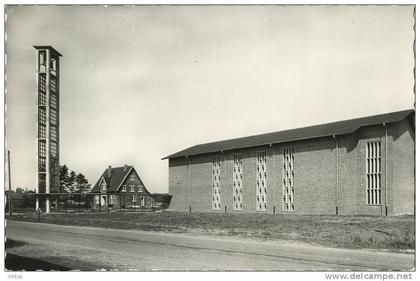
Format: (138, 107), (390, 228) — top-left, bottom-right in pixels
(163, 109), (414, 216)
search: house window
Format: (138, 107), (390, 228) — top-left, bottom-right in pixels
(132, 195), (137, 203)
(283, 148), (295, 211)
(122, 185), (127, 192)
(110, 195), (115, 205)
(233, 155), (243, 210)
(101, 180), (107, 192)
(138, 186), (142, 192)
(95, 196), (99, 205)
(366, 141), (381, 205)
(130, 185), (135, 192)
(212, 158), (221, 210)
(256, 152), (267, 211)
(140, 196), (145, 207)
(129, 174), (136, 182)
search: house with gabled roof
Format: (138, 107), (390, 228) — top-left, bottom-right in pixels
(90, 165), (154, 210)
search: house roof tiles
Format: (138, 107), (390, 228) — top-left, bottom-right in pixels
(91, 165), (134, 193)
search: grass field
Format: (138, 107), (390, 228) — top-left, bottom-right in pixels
(8, 211), (414, 252)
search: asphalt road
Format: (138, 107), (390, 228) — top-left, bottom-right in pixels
(6, 220), (414, 271)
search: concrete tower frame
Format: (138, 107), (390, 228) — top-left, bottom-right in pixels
(34, 46), (62, 213)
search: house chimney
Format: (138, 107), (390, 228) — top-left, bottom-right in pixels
(107, 165), (112, 178)
(123, 165), (128, 172)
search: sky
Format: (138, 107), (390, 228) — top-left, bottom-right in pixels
(5, 5), (415, 193)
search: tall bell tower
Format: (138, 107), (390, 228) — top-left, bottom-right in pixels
(34, 46), (62, 213)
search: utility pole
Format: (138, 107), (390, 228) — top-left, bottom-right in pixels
(8, 150), (12, 216)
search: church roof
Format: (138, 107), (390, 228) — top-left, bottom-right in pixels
(163, 109), (414, 160)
